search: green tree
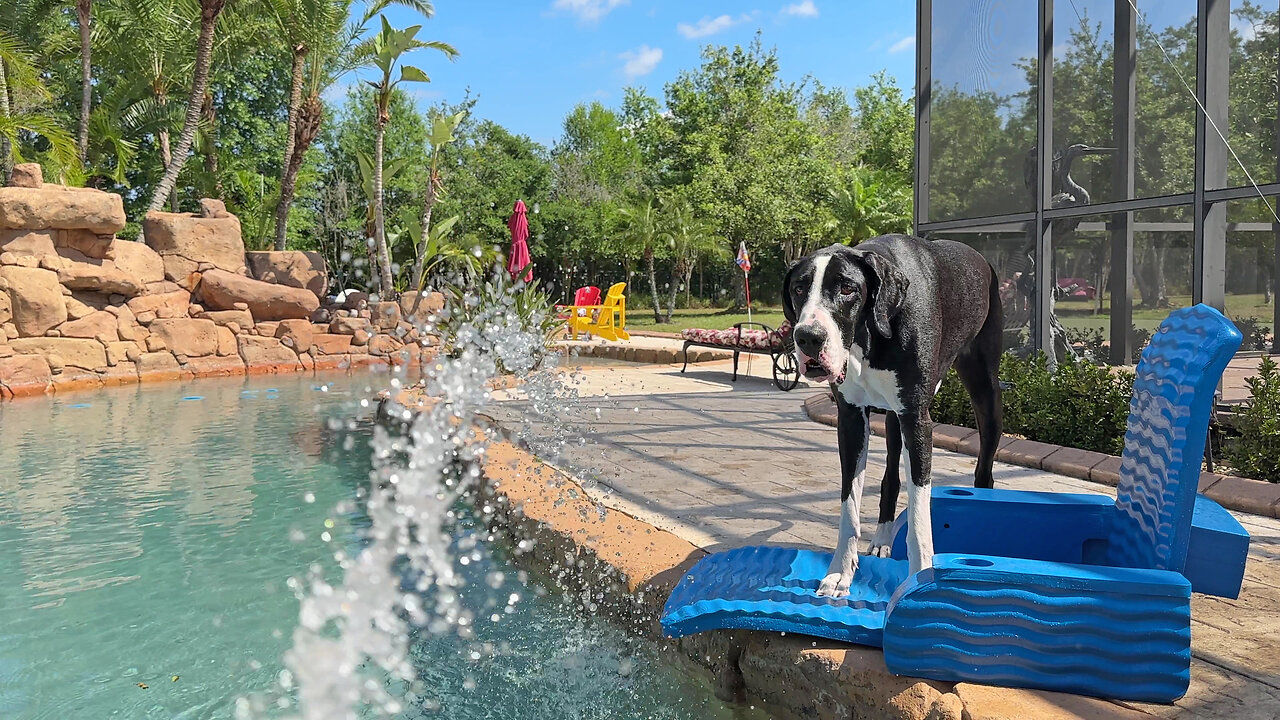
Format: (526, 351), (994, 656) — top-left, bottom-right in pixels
(658, 194), (724, 317)
(410, 107), (466, 293)
(146, 0), (230, 213)
(617, 195), (663, 322)
(364, 15), (457, 294)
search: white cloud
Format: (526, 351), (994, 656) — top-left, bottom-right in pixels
(619, 45), (663, 78)
(888, 35), (915, 54)
(553, 0), (628, 23)
(677, 14), (751, 39)
(781, 1), (818, 18)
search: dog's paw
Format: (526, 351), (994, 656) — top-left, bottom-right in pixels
(817, 571), (854, 598)
(867, 521), (895, 558)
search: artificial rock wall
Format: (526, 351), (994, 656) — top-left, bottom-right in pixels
(0, 164), (440, 399)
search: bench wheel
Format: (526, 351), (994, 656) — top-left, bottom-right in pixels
(772, 351), (800, 391)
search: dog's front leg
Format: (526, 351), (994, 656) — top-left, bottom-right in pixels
(818, 400), (869, 598)
(899, 410), (936, 574)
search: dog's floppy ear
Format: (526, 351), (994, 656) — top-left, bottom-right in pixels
(856, 251), (909, 338)
(781, 260), (801, 323)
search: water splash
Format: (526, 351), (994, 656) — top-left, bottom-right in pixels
(241, 275), (590, 720)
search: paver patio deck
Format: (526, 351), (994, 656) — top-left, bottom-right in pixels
(495, 352), (1280, 720)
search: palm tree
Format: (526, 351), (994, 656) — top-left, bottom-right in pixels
(617, 195), (663, 323)
(658, 197), (724, 322)
(145, 0), (229, 214)
(410, 107), (465, 292)
(270, 0), (438, 250)
(76, 0), (92, 165)
(365, 15), (457, 295)
(0, 30), (78, 177)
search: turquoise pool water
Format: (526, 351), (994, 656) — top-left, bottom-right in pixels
(0, 374), (759, 719)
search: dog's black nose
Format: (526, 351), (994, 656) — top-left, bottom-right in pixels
(793, 324), (826, 356)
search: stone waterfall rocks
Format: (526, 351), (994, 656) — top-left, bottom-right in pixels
(197, 269), (320, 321)
(0, 266), (67, 336)
(245, 251), (328, 297)
(143, 211), (247, 282)
(0, 185), (126, 235)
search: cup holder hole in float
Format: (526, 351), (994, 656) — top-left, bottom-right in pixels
(954, 558), (994, 567)
(942, 488), (974, 496)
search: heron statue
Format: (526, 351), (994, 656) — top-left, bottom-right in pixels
(1007, 143), (1114, 365)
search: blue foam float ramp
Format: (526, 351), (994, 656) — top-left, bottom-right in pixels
(660, 304), (1249, 704)
(661, 547), (908, 646)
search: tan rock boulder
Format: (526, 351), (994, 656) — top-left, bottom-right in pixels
(111, 239), (165, 284)
(367, 333), (402, 356)
(41, 249), (145, 297)
(237, 334), (301, 371)
(0, 229), (56, 257)
(0, 252), (39, 267)
(126, 288), (191, 318)
(58, 310), (118, 344)
(0, 185), (126, 234)
(398, 290), (445, 322)
(0, 266), (66, 336)
(148, 318), (218, 358)
(0, 354), (52, 396)
(373, 301), (400, 331)
(198, 268), (318, 321)
(275, 318), (313, 354)
(9, 336), (107, 370)
(136, 350), (181, 380)
(143, 210), (246, 282)
(64, 295), (96, 320)
(0, 288), (9, 326)
(329, 315), (371, 335)
(196, 308), (253, 328)
(199, 198), (231, 218)
(245, 250), (328, 297)
(312, 333), (352, 355)
(254, 320), (280, 337)
(54, 229), (115, 261)
(105, 340), (141, 366)
(10, 163), (42, 188)
(216, 325), (236, 356)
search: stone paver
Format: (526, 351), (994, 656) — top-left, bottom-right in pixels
(496, 354), (1280, 719)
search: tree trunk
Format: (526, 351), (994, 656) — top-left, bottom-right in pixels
(275, 94), (321, 254)
(201, 89), (221, 197)
(0, 60), (11, 184)
(411, 170), (439, 292)
(373, 121), (395, 295)
(146, 0), (227, 214)
(645, 248), (661, 323)
(664, 262), (681, 324)
(76, 0), (92, 165)
(273, 46), (306, 250)
(158, 126), (176, 211)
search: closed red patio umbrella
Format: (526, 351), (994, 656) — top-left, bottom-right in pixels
(506, 200), (533, 283)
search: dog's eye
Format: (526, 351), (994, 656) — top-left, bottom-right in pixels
(793, 284), (805, 296)
(839, 283), (858, 296)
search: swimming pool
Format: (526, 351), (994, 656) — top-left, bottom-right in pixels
(0, 374), (760, 718)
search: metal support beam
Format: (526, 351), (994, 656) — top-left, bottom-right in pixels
(1034, 0), (1055, 357)
(914, 0), (932, 234)
(1110, 0), (1136, 365)
(1194, 0), (1229, 310)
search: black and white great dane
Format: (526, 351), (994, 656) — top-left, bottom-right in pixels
(782, 235), (1003, 597)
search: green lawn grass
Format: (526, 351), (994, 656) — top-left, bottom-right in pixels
(627, 306), (788, 334)
(625, 294), (1276, 336)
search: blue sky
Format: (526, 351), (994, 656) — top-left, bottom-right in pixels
(365, 1), (918, 147)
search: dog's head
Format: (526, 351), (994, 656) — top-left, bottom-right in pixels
(782, 245), (910, 383)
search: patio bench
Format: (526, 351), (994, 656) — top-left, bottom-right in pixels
(680, 321), (800, 391)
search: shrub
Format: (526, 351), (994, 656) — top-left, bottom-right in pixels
(1232, 316), (1270, 352)
(932, 352), (1134, 455)
(1224, 356), (1280, 483)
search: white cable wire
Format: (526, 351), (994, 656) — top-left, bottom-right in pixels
(1124, 0), (1280, 224)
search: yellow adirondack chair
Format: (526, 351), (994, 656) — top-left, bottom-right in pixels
(568, 282), (630, 341)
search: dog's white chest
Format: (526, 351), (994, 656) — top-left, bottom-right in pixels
(836, 345), (904, 412)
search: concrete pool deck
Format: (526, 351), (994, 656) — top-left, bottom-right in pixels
(483, 354), (1280, 720)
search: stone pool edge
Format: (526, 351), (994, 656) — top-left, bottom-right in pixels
(476, 439), (1154, 720)
(0, 347), (435, 400)
(803, 391), (1280, 520)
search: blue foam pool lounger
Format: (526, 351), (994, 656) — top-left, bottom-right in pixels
(660, 305), (1249, 704)
(662, 547), (908, 647)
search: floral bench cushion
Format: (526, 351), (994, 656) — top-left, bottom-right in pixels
(682, 322), (792, 352)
